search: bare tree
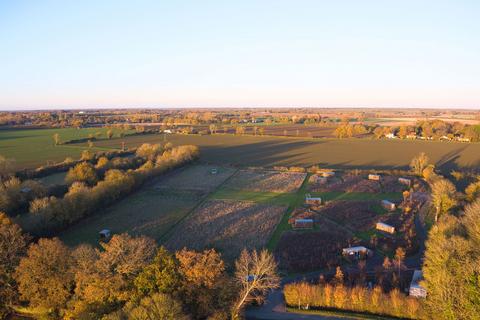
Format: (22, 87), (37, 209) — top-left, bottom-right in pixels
(231, 249), (280, 319)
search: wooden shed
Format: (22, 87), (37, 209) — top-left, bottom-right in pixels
(376, 222), (395, 234)
(368, 174), (381, 181)
(398, 177), (412, 186)
(293, 218), (314, 229)
(99, 229), (111, 241)
(381, 200), (396, 211)
(305, 195), (322, 206)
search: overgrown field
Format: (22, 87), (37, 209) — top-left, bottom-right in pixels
(2, 128), (480, 171)
(166, 200), (286, 261)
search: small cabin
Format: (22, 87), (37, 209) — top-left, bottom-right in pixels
(409, 270), (427, 298)
(321, 171), (335, 178)
(293, 218), (314, 229)
(342, 246), (372, 259)
(99, 229), (111, 242)
(368, 174), (381, 181)
(305, 196), (322, 206)
(376, 222), (395, 234)
(398, 177), (411, 186)
(381, 200), (396, 211)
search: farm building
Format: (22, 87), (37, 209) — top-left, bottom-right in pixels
(376, 222), (395, 234)
(368, 174), (381, 181)
(409, 270), (427, 298)
(342, 246), (372, 259)
(381, 200), (396, 211)
(293, 218), (314, 229)
(398, 177), (411, 186)
(321, 171), (335, 178)
(305, 195), (322, 206)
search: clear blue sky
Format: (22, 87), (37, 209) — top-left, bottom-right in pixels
(1, 0), (479, 110)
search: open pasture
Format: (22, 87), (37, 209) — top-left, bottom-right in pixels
(224, 169), (306, 193)
(0, 127), (128, 169)
(166, 200), (286, 261)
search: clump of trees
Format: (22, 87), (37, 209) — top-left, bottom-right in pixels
(284, 280), (423, 319)
(422, 199), (480, 319)
(20, 144), (199, 237)
(0, 221), (279, 320)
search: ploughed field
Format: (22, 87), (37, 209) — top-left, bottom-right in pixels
(3, 128), (480, 172)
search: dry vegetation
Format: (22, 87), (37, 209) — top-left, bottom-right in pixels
(224, 169), (306, 193)
(166, 200), (286, 261)
(154, 164), (236, 191)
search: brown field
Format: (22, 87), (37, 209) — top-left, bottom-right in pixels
(275, 219), (351, 272)
(153, 164), (236, 192)
(224, 169), (306, 193)
(86, 134), (480, 173)
(318, 200), (382, 231)
(310, 174), (406, 193)
(166, 200), (286, 261)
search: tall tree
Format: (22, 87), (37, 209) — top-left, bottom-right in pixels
(431, 179), (457, 222)
(231, 249), (280, 319)
(410, 152), (429, 176)
(15, 238), (74, 312)
(0, 213), (28, 318)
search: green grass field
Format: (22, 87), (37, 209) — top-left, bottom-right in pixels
(0, 127), (129, 169)
(2, 128), (480, 171)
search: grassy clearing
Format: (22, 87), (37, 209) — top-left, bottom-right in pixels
(36, 171), (67, 185)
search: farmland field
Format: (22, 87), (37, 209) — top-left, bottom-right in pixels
(74, 133), (480, 172)
(165, 200), (286, 261)
(59, 184), (199, 247)
(0, 127), (129, 169)
(224, 169), (306, 193)
(2, 128), (480, 172)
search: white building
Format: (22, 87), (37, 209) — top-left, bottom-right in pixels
(409, 270), (427, 298)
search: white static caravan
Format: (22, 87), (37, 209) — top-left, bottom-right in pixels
(409, 270), (427, 298)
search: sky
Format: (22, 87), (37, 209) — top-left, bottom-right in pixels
(0, 0), (479, 110)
